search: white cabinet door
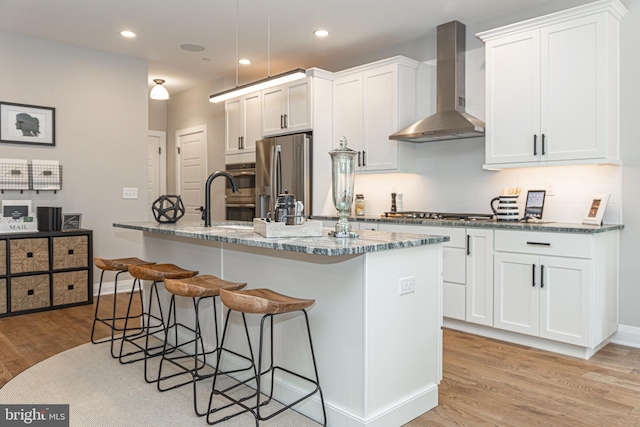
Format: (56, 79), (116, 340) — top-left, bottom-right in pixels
(262, 78), (312, 137)
(285, 79), (312, 133)
(539, 256), (591, 346)
(362, 65), (398, 171)
(485, 29), (541, 165)
(466, 229), (494, 327)
(242, 92), (262, 152)
(494, 252), (539, 336)
(541, 14), (607, 161)
(225, 98), (242, 155)
(333, 73), (364, 166)
(262, 86), (287, 136)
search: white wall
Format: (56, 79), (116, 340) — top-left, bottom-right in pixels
(0, 31), (149, 276)
(165, 78), (229, 221)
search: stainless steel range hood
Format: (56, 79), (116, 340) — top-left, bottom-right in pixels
(390, 21), (485, 143)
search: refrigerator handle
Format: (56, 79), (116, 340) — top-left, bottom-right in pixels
(270, 144), (282, 210)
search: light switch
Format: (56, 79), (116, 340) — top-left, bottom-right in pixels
(123, 187), (138, 199)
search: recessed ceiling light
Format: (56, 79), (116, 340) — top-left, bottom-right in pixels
(314, 29), (329, 37)
(180, 44), (205, 52)
(120, 30), (136, 38)
(239, 59), (251, 65)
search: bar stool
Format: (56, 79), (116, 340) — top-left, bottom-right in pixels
(120, 263), (198, 383)
(91, 257), (155, 358)
(157, 275), (252, 416)
(207, 288), (326, 426)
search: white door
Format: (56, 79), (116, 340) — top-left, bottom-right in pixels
(225, 98), (242, 155)
(175, 125), (208, 222)
(242, 92), (262, 151)
(148, 130), (167, 221)
(332, 73), (363, 160)
(466, 229), (494, 327)
(539, 256), (591, 346)
(285, 78), (311, 133)
(262, 86), (286, 136)
(494, 252), (539, 336)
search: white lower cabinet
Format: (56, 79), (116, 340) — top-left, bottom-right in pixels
(378, 224), (484, 322)
(494, 229), (618, 348)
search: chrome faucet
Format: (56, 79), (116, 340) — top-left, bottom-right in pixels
(203, 170), (238, 227)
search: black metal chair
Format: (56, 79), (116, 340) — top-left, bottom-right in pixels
(91, 257), (155, 358)
(207, 288), (326, 426)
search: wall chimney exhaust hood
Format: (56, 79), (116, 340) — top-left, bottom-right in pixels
(390, 21), (484, 143)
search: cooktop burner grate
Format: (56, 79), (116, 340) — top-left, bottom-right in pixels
(382, 211), (494, 221)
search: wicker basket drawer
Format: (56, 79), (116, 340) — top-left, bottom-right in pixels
(0, 278), (6, 314)
(10, 274), (50, 312)
(53, 271), (88, 306)
(10, 238), (49, 273)
(0, 240), (6, 275)
(53, 236), (88, 269)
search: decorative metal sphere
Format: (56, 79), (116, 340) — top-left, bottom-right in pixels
(151, 195), (185, 223)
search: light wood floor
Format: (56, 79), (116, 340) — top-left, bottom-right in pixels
(1, 296), (639, 426)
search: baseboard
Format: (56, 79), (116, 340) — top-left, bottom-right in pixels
(93, 279), (137, 297)
(610, 324), (640, 348)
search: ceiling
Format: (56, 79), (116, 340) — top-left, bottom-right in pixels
(0, 0), (558, 96)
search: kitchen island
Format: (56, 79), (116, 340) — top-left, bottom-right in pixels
(113, 220), (449, 427)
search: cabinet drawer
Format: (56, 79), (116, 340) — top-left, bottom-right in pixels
(10, 238), (49, 273)
(378, 224), (466, 248)
(0, 239), (6, 275)
(10, 274), (50, 312)
(53, 271), (88, 306)
(495, 230), (592, 259)
(0, 278), (6, 314)
(53, 236), (88, 269)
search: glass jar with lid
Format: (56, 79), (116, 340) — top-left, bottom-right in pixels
(354, 194), (365, 216)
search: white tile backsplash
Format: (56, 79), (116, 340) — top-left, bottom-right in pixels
(354, 138), (622, 223)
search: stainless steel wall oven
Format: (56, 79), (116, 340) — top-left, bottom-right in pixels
(225, 162), (256, 221)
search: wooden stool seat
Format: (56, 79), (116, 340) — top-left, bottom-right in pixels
(94, 257), (155, 271)
(128, 264), (198, 281)
(220, 288), (315, 315)
(164, 275), (246, 298)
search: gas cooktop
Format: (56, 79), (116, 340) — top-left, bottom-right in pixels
(381, 211), (494, 221)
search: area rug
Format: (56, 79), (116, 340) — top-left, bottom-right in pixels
(0, 342), (321, 426)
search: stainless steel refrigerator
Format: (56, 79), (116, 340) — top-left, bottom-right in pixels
(256, 133), (312, 218)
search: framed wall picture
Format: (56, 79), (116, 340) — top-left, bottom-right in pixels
(0, 102), (56, 146)
(583, 193), (610, 225)
(1, 200), (32, 219)
(62, 213), (82, 231)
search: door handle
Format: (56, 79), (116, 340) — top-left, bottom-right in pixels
(280, 115), (284, 129)
(466, 235), (470, 255)
(357, 151), (362, 167)
(541, 265), (545, 288)
(542, 134), (546, 155)
(533, 134), (537, 156)
(284, 114), (288, 128)
(532, 264), (536, 287)
(240, 136), (244, 149)
(527, 242), (551, 246)
(362, 150), (366, 166)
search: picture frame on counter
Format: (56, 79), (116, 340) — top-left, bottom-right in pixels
(0, 101), (56, 146)
(583, 193), (610, 225)
(62, 213), (82, 231)
(1, 199), (32, 219)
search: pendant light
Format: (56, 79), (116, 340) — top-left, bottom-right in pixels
(150, 79), (169, 100)
(209, 0), (305, 103)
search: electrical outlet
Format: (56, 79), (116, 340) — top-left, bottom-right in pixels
(399, 276), (416, 296)
(123, 187), (138, 199)
(545, 180), (556, 196)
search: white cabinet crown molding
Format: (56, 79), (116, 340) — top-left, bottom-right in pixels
(333, 55), (420, 77)
(477, 0), (627, 42)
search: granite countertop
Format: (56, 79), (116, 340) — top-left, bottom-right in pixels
(113, 221), (450, 257)
(311, 215), (624, 234)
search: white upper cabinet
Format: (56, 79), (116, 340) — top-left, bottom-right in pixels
(332, 57), (419, 173)
(262, 77), (312, 137)
(225, 91), (262, 157)
(479, 0), (626, 168)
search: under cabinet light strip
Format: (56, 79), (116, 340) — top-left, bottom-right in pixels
(209, 68), (306, 103)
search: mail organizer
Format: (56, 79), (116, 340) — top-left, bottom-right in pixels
(0, 229), (93, 317)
